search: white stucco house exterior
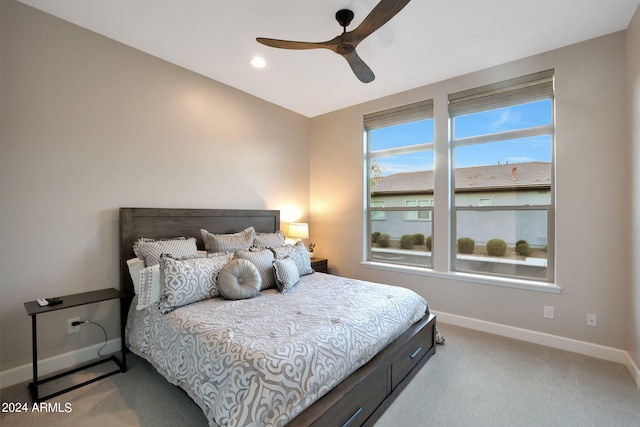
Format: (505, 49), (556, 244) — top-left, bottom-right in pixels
(370, 162), (551, 247)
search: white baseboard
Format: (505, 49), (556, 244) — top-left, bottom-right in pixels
(626, 353), (640, 387)
(434, 311), (640, 389)
(0, 339), (121, 389)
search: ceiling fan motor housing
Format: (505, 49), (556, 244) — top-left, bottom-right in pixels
(336, 9), (355, 29)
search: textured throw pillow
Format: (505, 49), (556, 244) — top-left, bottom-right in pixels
(272, 241), (314, 276)
(234, 248), (276, 290)
(159, 254), (232, 313)
(253, 231), (286, 249)
(137, 264), (161, 310)
(201, 227), (255, 253)
(218, 258), (262, 300)
(126, 258), (145, 294)
(133, 237), (198, 267)
(274, 257), (301, 293)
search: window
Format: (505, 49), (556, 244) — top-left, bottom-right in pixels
(363, 70), (555, 287)
(406, 200), (433, 220)
(371, 201), (385, 220)
(449, 70), (554, 282)
(365, 100), (434, 268)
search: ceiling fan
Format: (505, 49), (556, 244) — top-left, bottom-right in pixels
(256, 0), (411, 83)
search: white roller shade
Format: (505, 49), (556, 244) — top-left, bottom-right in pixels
(364, 99), (434, 130)
(449, 69), (554, 117)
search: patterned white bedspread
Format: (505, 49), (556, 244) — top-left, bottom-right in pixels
(126, 272), (428, 427)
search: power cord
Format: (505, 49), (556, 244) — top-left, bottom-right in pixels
(71, 320), (109, 357)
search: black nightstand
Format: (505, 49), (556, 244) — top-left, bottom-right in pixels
(311, 258), (328, 273)
(24, 288), (127, 402)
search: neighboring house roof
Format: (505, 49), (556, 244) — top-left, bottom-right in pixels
(371, 162), (551, 195)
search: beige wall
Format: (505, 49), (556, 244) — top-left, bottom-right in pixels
(629, 6), (640, 371)
(0, 1), (310, 372)
(310, 32), (632, 350)
(2, 0), (638, 381)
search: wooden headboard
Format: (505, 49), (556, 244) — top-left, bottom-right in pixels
(119, 208), (280, 305)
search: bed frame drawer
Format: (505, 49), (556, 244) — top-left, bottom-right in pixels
(312, 371), (388, 427)
(390, 318), (434, 390)
(292, 314), (436, 427)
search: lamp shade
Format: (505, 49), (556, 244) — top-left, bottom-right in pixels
(288, 223), (309, 240)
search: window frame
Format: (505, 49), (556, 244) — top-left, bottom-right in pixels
(449, 70), (555, 284)
(364, 100), (435, 269)
(370, 200), (386, 220)
(362, 70), (559, 292)
(405, 200), (433, 221)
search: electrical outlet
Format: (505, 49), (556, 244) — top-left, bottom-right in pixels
(587, 313), (597, 327)
(68, 317), (80, 334)
(543, 305), (554, 319)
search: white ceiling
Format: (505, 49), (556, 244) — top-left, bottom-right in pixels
(18, 0), (640, 117)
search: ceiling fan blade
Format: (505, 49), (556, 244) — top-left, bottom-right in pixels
(343, 50), (375, 83)
(256, 37), (336, 51)
(350, 0), (411, 42)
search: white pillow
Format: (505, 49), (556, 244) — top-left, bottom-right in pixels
(201, 227), (255, 253)
(274, 257), (300, 293)
(253, 231), (286, 249)
(234, 248), (276, 290)
(137, 264), (161, 310)
(159, 254), (233, 313)
(126, 257), (145, 294)
(217, 258), (261, 300)
(272, 241), (314, 276)
(133, 237), (198, 267)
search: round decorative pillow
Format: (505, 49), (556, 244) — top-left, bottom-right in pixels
(217, 258), (262, 300)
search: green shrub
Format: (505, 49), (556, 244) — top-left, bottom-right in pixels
(371, 232), (381, 244)
(515, 240), (532, 257)
(377, 234), (391, 248)
(400, 234), (414, 249)
(412, 233), (425, 246)
(457, 237), (475, 254)
(487, 239), (507, 256)
(426, 236), (432, 251)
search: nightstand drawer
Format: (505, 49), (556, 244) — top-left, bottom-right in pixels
(311, 258), (328, 273)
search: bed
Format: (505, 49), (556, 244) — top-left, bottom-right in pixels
(119, 208), (437, 426)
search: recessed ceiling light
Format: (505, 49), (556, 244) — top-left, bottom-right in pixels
(251, 56), (266, 68)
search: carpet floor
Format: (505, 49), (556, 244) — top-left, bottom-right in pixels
(2, 323), (639, 426)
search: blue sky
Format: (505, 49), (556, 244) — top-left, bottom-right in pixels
(370, 99), (552, 175)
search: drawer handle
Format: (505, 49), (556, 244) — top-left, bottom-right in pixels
(342, 407), (363, 427)
(410, 347), (423, 359)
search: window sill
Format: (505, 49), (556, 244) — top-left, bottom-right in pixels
(360, 261), (561, 294)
